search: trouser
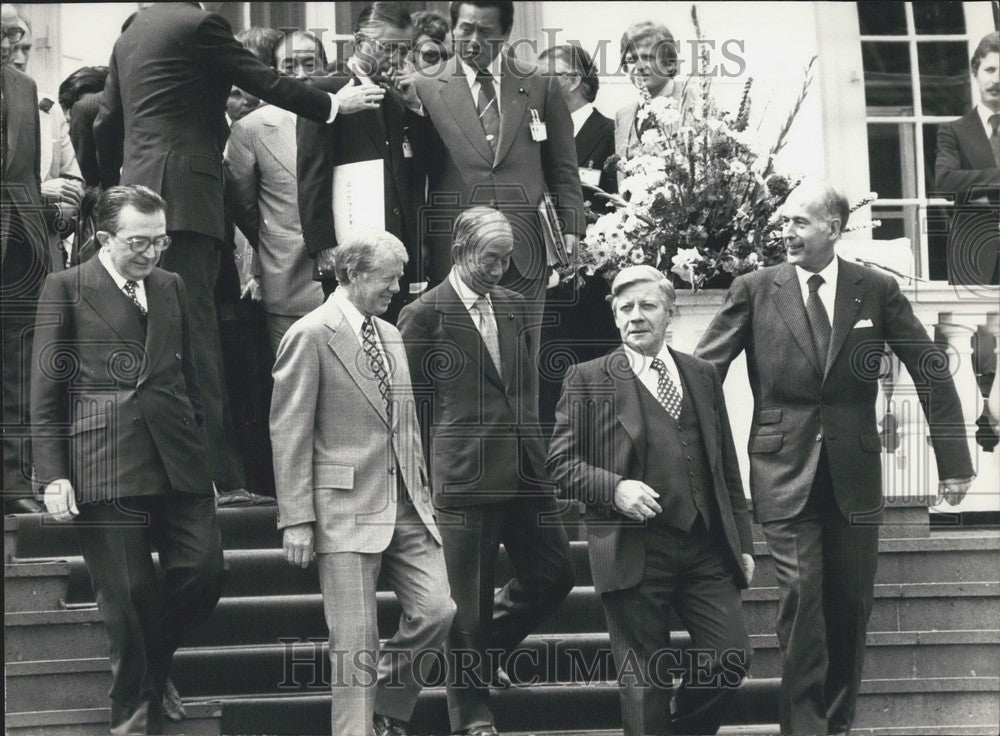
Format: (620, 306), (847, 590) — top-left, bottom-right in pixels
(601, 518), (751, 736)
(761, 455), (880, 735)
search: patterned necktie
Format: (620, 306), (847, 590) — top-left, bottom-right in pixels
(805, 274), (831, 367)
(989, 114), (999, 167)
(473, 295), (503, 380)
(476, 68), (500, 154)
(123, 280), (147, 320)
(361, 316), (392, 419)
(650, 357), (682, 420)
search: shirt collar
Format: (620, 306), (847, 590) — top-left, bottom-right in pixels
(795, 255), (839, 292)
(461, 53), (503, 88)
(98, 247), (143, 291)
(571, 103), (594, 137)
(623, 342), (678, 381)
(332, 286), (369, 337)
(448, 268), (491, 312)
(977, 102), (997, 135)
(347, 56), (377, 85)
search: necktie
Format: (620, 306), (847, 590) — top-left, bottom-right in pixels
(123, 280), (147, 321)
(989, 114), (999, 167)
(473, 295), (503, 380)
(805, 274), (831, 368)
(361, 317), (392, 419)
(650, 357), (682, 420)
(476, 68), (500, 154)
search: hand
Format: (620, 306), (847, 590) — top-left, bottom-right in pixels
(283, 523), (315, 568)
(241, 276), (262, 302)
(389, 61), (422, 112)
(937, 477), (973, 506)
(563, 234), (578, 257)
(613, 479), (661, 520)
(335, 81), (385, 115)
(741, 553), (755, 585)
(41, 177), (84, 208)
(43, 479), (79, 522)
(316, 247), (337, 278)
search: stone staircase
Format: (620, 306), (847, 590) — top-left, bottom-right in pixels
(5, 503), (999, 735)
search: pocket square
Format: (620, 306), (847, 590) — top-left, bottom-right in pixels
(853, 319), (874, 329)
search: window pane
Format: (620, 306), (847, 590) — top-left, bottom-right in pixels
(922, 123), (941, 196)
(872, 205), (924, 277)
(912, 1), (966, 35)
(857, 1), (907, 35)
(924, 204), (952, 281)
(868, 123), (919, 199)
(862, 42), (914, 109)
(918, 42), (973, 116)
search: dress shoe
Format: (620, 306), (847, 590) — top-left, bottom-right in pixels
(109, 699), (163, 735)
(216, 489), (275, 507)
(6, 497), (43, 514)
(161, 678), (186, 722)
(373, 712), (411, 736)
(460, 726), (500, 736)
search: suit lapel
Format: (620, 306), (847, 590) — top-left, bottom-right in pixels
(608, 348), (645, 463)
(438, 58), (495, 165)
(770, 262), (824, 376)
(435, 279), (505, 390)
(137, 271), (172, 386)
(575, 111), (602, 166)
(258, 111), (296, 178)
(325, 303), (390, 426)
(80, 258), (147, 345)
(672, 350), (718, 466)
(496, 55), (530, 165)
(825, 259), (866, 377)
(957, 109), (996, 168)
(4, 72), (24, 176)
(614, 102), (637, 157)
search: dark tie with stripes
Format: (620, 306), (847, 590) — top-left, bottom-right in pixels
(476, 68), (500, 154)
(805, 274), (831, 368)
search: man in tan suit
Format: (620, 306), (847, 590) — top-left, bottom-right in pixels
(270, 230), (455, 736)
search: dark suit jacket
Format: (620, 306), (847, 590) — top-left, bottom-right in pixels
(546, 347), (754, 594)
(934, 108), (999, 285)
(68, 91), (102, 188)
(297, 70), (428, 284)
(575, 107), (617, 196)
(31, 257), (212, 502)
(413, 54), (585, 283)
(695, 259), (974, 524)
(397, 278), (553, 508)
(93, 1), (332, 242)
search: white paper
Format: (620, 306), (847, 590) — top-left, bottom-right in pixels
(332, 159), (385, 243)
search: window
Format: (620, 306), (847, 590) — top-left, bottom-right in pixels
(858, 1), (977, 280)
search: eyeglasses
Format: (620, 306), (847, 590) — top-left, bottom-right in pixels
(2, 27), (26, 44)
(112, 233), (172, 253)
(364, 37), (413, 56)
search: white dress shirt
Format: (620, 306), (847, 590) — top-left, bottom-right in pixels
(448, 269), (498, 333)
(795, 256), (839, 324)
(461, 54), (503, 110)
(623, 342), (683, 403)
(571, 103), (594, 137)
(332, 287), (388, 371)
(976, 102), (998, 140)
(98, 248), (148, 312)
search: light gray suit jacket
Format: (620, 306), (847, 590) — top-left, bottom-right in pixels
(270, 296), (440, 554)
(614, 81), (689, 188)
(225, 104), (323, 316)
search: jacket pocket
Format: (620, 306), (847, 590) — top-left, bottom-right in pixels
(749, 434), (783, 454)
(860, 434), (882, 453)
(70, 412), (108, 435)
(756, 409), (783, 425)
(314, 463), (355, 489)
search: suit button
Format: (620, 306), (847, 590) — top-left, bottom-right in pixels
(175, 352), (182, 360)
(689, 471), (696, 477)
(132, 417), (141, 425)
(389, 466), (397, 475)
(682, 441), (689, 447)
(183, 418), (189, 426)
(393, 207), (400, 216)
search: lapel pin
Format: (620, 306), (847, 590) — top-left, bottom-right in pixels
(507, 313), (514, 319)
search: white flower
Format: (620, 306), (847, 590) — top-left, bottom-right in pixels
(728, 160), (748, 176)
(670, 247), (705, 287)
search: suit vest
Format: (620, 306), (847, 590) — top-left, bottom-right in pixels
(634, 374), (716, 533)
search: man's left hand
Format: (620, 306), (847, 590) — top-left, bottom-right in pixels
(741, 553), (755, 585)
(937, 477), (974, 506)
(390, 62), (423, 112)
(41, 177), (84, 209)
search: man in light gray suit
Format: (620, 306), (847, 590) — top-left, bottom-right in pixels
(270, 230), (455, 736)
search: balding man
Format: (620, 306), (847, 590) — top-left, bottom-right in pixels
(269, 230), (454, 736)
(695, 180), (974, 735)
(548, 264), (754, 736)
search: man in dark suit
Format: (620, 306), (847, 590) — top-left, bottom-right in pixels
(398, 207), (574, 736)
(412, 1), (584, 313)
(92, 1), (368, 496)
(30, 185), (225, 736)
(548, 265), (754, 736)
(935, 30), (999, 286)
(695, 180), (974, 735)
(298, 1), (429, 324)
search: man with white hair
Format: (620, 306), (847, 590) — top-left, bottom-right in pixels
(548, 264), (755, 736)
(269, 229), (455, 736)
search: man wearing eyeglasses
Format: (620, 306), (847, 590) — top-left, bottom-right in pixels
(30, 185), (225, 736)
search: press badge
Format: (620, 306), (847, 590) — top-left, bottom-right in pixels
(529, 109), (547, 141)
(401, 134), (414, 158)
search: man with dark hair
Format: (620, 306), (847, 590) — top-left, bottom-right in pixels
(58, 65), (109, 188)
(695, 180), (974, 736)
(412, 1), (584, 320)
(935, 30), (999, 285)
(275, 29), (328, 79)
(298, 1), (429, 324)
(399, 207), (574, 736)
(31, 185), (226, 736)
(411, 10), (451, 70)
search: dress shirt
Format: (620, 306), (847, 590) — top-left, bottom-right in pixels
(571, 103), (594, 137)
(795, 256), (839, 325)
(624, 342), (683, 402)
(98, 248), (148, 312)
(332, 287), (388, 371)
(461, 54), (503, 110)
(976, 102), (998, 140)
(448, 268), (499, 330)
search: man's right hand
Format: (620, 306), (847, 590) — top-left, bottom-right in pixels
(283, 523), (315, 568)
(43, 479), (79, 522)
(335, 82), (385, 115)
(41, 178), (84, 209)
(613, 479), (661, 520)
(316, 247), (337, 278)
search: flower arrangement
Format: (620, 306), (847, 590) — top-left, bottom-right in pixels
(581, 6), (827, 289)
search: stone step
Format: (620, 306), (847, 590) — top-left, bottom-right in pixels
(7, 629), (997, 714)
(3, 702), (222, 736)
(9, 533), (997, 610)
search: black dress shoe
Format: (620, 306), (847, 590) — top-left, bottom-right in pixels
(373, 713), (410, 736)
(5, 497), (43, 514)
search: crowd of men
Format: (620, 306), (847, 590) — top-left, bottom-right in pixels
(1, 2), (993, 736)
